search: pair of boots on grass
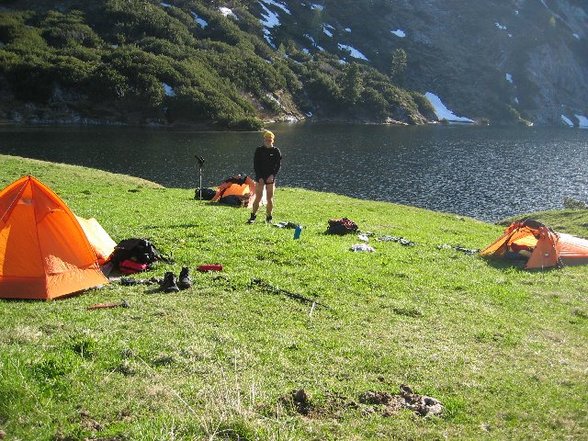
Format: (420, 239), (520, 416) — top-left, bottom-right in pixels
(247, 212), (272, 224)
(160, 267), (191, 293)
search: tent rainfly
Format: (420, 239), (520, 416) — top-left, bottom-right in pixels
(480, 218), (588, 269)
(0, 175), (108, 300)
(212, 174), (257, 207)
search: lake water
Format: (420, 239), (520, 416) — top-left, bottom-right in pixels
(0, 124), (586, 222)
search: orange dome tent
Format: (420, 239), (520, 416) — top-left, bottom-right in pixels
(212, 174), (257, 207)
(0, 176), (108, 300)
(480, 218), (588, 269)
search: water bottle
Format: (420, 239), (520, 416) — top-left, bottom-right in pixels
(293, 225), (303, 239)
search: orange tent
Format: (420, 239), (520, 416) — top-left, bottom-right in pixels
(212, 174), (257, 207)
(0, 176), (108, 300)
(480, 219), (588, 269)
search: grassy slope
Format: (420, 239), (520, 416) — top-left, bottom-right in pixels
(0, 154), (586, 440)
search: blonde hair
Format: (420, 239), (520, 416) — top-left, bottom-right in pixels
(263, 130), (275, 140)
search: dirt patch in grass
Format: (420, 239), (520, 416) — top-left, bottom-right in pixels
(359, 384), (443, 417)
(280, 385), (443, 419)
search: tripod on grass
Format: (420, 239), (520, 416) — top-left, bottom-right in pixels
(195, 155), (205, 200)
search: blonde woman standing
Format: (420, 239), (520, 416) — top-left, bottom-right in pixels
(248, 130), (282, 223)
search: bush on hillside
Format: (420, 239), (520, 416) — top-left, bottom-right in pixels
(5, 57), (54, 102)
(39, 10), (102, 48)
(304, 69), (341, 106)
(51, 54), (94, 85)
(361, 87), (389, 120)
(89, 64), (129, 100)
(101, 0), (195, 46)
(0, 11), (48, 55)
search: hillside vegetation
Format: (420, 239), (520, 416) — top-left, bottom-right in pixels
(1, 0), (587, 128)
(0, 155), (587, 440)
(0, 0), (435, 129)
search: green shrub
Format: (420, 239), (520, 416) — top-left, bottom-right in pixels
(40, 10), (102, 48)
(361, 87), (388, 120)
(102, 0), (195, 46)
(0, 12), (48, 55)
(304, 69), (341, 105)
(5, 56), (54, 102)
(89, 63), (129, 99)
(50, 54), (95, 85)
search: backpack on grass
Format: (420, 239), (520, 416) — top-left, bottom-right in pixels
(327, 218), (358, 235)
(109, 238), (168, 273)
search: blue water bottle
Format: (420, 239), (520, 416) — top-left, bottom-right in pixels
(293, 225), (303, 239)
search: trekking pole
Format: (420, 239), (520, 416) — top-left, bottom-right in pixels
(195, 155), (205, 200)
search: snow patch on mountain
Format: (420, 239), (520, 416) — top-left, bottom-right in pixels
(305, 34), (324, 51)
(260, 0), (290, 15)
(561, 115), (574, 126)
(425, 92), (474, 123)
(338, 43), (368, 61)
(259, 2), (280, 28)
(219, 7), (238, 19)
(575, 114), (588, 128)
(323, 24), (335, 37)
(163, 83), (175, 97)
(190, 11), (208, 28)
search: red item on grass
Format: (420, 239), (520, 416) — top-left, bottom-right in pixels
(119, 259), (149, 274)
(197, 264), (223, 272)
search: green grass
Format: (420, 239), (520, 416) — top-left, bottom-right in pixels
(0, 154), (587, 440)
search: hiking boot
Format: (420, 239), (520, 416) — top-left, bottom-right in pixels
(178, 267), (192, 290)
(266, 214), (273, 223)
(247, 213), (257, 224)
(160, 272), (179, 293)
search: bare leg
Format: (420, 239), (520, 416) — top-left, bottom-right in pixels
(265, 182), (275, 217)
(251, 179), (265, 215)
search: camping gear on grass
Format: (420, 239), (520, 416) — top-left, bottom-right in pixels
(273, 221), (300, 229)
(350, 243), (375, 252)
(327, 218), (358, 235)
(250, 278), (330, 310)
(195, 155), (205, 200)
(480, 218), (588, 269)
(197, 264), (223, 272)
(76, 216), (117, 265)
(377, 235), (416, 246)
(0, 176), (108, 300)
(119, 259), (149, 275)
(109, 238), (167, 274)
(194, 188), (216, 200)
(178, 267), (192, 289)
(88, 299), (130, 310)
(293, 225), (303, 239)
(212, 174), (256, 207)
(160, 271), (180, 293)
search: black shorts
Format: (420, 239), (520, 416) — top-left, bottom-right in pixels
(256, 176), (275, 184)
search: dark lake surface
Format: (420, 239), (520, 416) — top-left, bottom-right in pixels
(0, 124), (586, 222)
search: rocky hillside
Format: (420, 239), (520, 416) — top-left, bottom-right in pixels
(0, 0), (586, 128)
